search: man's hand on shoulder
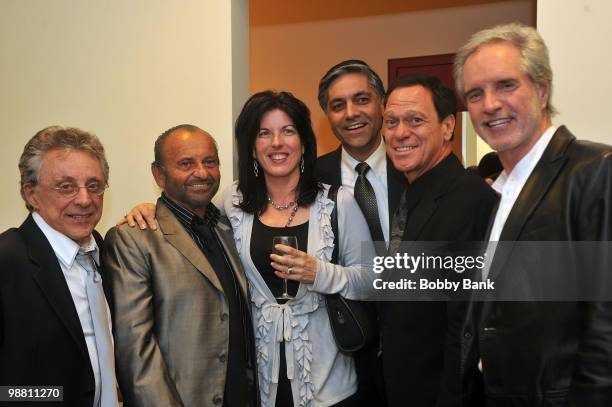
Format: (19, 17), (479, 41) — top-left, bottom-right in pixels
(116, 203), (157, 230)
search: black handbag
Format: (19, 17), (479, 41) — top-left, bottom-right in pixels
(325, 184), (378, 354)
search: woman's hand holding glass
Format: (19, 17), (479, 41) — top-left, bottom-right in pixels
(271, 243), (318, 284)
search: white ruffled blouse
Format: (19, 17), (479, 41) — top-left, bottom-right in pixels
(221, 183), (375, 407)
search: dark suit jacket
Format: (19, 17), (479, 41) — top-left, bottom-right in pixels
(317, 145), (406, 229)
(379, 154), (498, 407)
(0, 214), (107, 406)
(317, 145), (405, 406)
(477, 126), (612, 406)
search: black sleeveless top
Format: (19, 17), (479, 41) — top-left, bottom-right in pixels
(250, 216), (309, 299)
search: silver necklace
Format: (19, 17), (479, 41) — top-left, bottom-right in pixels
(261, 198), (299, 227)
(267, 195), (296, 211)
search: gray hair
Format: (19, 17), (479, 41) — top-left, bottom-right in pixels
(19, 125), (109, 211)
(317, 59), (385, 111)
(454, 23), (557, 117)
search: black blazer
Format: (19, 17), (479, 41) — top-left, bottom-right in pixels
(379, 154), (498, 407)
(317, 145), (406, 229)
(0, 215), (107, 406)
(477, 126), (612, 406)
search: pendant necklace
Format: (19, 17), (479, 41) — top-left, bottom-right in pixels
(284, 204), (299, 227)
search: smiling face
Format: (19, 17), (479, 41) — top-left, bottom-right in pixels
(254, 108), (303, 183)
(462, 41), (551, 170)
(24, 149), (105, 245)
(383, 85), (454, 183)
(325, 73), (383, 161)
(152, 129), (220, 216)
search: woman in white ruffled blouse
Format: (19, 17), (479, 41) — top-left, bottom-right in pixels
(222, 91), (375, 407)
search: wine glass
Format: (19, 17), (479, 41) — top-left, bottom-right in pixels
(272, 235), (298, 301)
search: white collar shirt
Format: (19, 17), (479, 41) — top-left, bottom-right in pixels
(340, 138), (390, 243)
(32, 212), (113, 407)
(488, 126), (557, 243)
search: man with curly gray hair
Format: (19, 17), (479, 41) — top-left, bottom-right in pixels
(0, 126), (118, 406)
(455, 23), (612, 406)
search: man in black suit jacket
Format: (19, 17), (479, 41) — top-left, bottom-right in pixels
(0, 126), (118, 406)
(455, 23), (612, 405)
(316, 60), (405, 406)
(317, 60), (405, 245)
(379, 73), (497, 406)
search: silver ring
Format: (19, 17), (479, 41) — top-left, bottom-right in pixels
(287, 266), (293, 274)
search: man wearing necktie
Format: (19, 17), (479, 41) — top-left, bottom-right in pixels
(317, 60), (406, 253)
(0, 126), (119, 406)
(316, 60), (406, 405)
(103, 125), (258, 407)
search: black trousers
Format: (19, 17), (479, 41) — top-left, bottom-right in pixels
(354, 343), (387, 406)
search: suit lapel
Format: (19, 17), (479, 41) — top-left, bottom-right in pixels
(484, 200), (500, 242)
(328, 146), (343, 186)
(402, 154), (463, 243)
(401, 168), (456, 243)
(93, 230), (113, 308)
(403, 195), (438, 242)
(489, 127), (573, 278)
(157, 203), (224, 293)
(21, 215), (89, 357)
(213, 220), (249, 299)
(386, 157), (406, 224)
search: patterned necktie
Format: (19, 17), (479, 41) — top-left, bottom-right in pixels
(354, 162), (385, 252)
(76, 251), (118, 407)
(388, 190), (408, 256)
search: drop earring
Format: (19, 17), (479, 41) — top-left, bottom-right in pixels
(300, 156), (305, 173)
(253, 160), (259, 177)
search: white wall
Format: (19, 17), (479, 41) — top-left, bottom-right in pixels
(462, 111), (494, 167)
(251, 1), (534, 155)
(538, 0), (612, 144)
(0, 0), (249, 234)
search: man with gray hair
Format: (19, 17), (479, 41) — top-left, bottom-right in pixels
(0, 126), (119, 406)
(455, 23), (612, 405)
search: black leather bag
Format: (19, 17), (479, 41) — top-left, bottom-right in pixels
(325, 184), (378, 354)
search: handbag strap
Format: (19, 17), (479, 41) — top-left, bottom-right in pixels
(328, 184), (340, 264)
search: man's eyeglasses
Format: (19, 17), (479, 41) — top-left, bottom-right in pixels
(42, 182), (108, 198)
